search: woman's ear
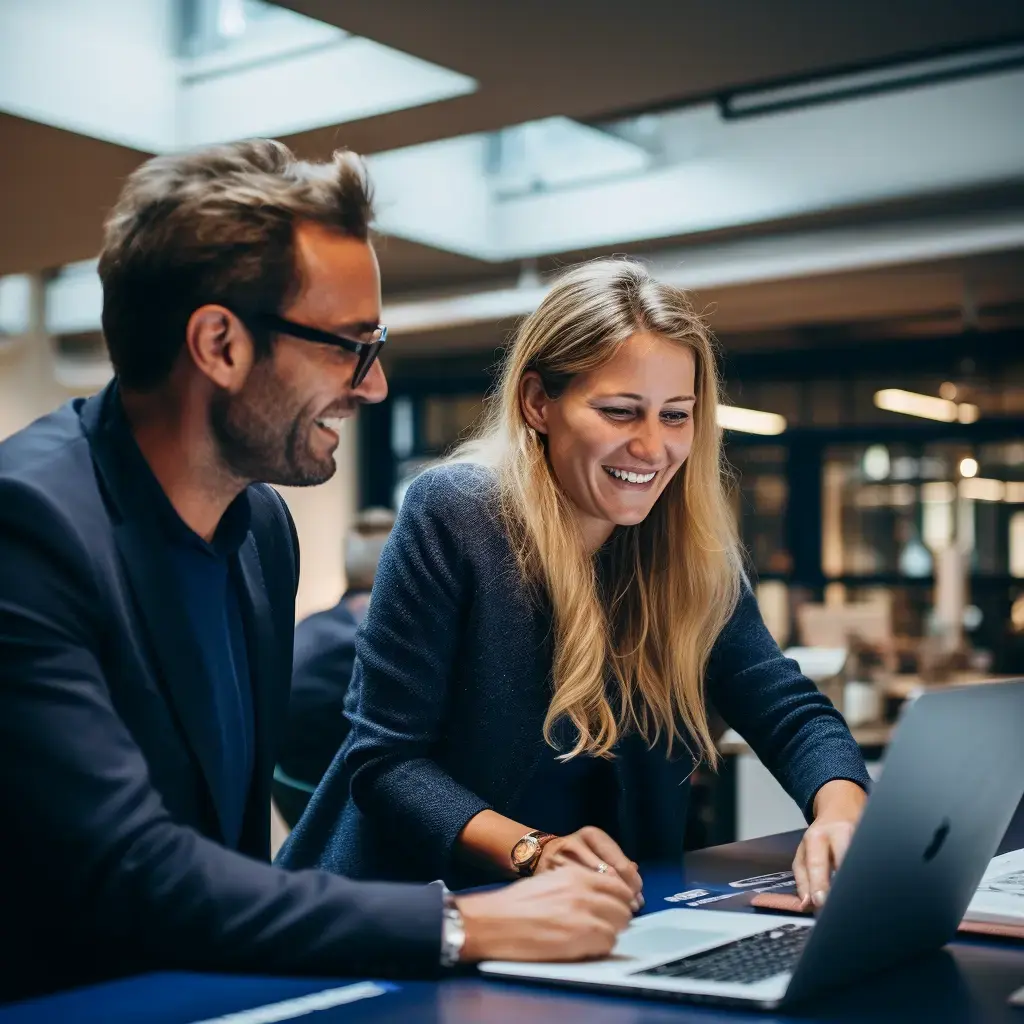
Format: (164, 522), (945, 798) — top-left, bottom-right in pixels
(519, 371), (550, 435)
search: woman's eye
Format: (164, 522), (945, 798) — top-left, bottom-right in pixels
(601, 407), (635, 419)
(662, 410), (690, 424)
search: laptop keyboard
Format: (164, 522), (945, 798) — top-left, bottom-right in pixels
(636, 923), (812, 986)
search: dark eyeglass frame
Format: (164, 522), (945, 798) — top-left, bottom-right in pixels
(251, 312), (387, 387)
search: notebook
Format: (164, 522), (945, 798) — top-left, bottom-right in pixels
(964, 848), (1024, 928)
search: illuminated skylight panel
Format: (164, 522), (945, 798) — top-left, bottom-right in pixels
(489, 117), (652, 197)
(177, 1), (477, 149)
(0, 0), (477, 155)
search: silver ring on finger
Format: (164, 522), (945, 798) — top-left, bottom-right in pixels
(595, 861), (609, 874)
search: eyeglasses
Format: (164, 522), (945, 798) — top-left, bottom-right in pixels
(251, 312), (387, 387)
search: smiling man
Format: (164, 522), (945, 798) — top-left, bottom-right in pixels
(0, 141), (634, 1002)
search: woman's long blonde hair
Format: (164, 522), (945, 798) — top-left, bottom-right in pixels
(452, 259), (743, 766)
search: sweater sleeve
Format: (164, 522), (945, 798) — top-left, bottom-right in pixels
(706, 586), (872, 820)
(341, 467), (494, 877)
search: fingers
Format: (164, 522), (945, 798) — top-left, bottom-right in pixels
(792, 840), (810, 910)
(584, 864), (636, 907)
(804, 829), (834, 908)
(795, 821), (858, 911)
(553, 832), (609, 874)
(582, 889), (633, 933)
(579, 827), (644, 900)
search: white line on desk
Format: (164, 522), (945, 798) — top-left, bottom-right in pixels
(187, 981), (392, 1023)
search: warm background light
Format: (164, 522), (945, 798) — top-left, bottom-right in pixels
(959, 457), (979, 478)
(960, 477), (1004, 502)
(716, 405), (787, 435)
(874, 388), (958, 422)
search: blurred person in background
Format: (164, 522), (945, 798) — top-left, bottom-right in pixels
(274, 507), (396, 825)
(282, 260), (871, 912)
(0, 142), (634, 1002)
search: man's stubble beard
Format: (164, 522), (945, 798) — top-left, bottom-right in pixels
(208, 364), (337, 488)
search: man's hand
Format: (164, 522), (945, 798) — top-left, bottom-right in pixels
(456, 864), (635, 962)
(793, 780), (868, 910)
(535, 826), (644, 909)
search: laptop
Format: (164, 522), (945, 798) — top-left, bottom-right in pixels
(480, 679), (1024, 1009)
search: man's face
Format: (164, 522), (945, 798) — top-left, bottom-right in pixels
(211, 222), (387, 487)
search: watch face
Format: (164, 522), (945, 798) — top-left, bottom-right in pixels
(512, 836), (538, 865)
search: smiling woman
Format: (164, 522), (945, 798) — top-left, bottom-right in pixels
(454, 263), (736, 764)
(280, 258), (871, 910)
(520, 334), (696, 548)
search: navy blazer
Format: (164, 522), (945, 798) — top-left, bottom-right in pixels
(0, 384), (441, 1003)
(280, 464), (870, 888)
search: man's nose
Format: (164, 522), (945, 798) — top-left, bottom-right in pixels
(352, 357), (388, 405)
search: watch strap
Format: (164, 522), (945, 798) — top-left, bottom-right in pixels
(513, 830), (557, 876)
(439, 885), (465, 968)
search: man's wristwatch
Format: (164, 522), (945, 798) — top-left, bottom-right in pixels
(510, 830), (557, 877)
(439, 886), (465, 968)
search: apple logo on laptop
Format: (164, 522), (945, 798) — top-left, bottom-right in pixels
(923, 818), (951, 862)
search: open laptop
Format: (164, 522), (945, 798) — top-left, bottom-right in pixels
(480, 679), (1024, 1010)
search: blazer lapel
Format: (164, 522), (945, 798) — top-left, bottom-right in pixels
(82, 385), (230, 842)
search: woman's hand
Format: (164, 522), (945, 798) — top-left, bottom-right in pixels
(793, 780), (868, 910)
(535, 826), (644, 909)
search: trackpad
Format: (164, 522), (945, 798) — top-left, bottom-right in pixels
(614, 926), (730, 961)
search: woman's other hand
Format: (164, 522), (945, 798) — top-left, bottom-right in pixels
(793, 779), (868, 910)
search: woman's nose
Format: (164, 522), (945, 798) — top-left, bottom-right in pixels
(626, 417), (661, 463)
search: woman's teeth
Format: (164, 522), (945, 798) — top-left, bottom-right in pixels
(604, 467), (656, 484)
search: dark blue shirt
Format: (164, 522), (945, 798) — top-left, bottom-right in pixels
(163, 506), (254, 850)
(113, 398), (254, 849)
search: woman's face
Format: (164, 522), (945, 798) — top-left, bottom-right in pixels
(521, 331), (697, 550)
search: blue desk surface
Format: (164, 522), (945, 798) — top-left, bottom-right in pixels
(4, 816), (1024, 1024)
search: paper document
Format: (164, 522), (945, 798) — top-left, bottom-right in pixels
(965, 848), (1024, 926)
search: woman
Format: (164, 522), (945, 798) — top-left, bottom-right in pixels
(280, 259), (869, 911)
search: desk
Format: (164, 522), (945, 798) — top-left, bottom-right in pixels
(4, 809), (1023, 1024)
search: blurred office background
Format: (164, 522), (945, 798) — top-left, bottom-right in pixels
(3, 0), (1024, 842)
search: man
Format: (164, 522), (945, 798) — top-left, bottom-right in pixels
(0, 140), (634, 1002)
(275, 507), (395, 823)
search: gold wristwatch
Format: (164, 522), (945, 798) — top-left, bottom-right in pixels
(510, 830), (556, 877)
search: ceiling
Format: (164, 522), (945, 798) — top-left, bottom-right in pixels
(2, 0), (1023, 337)
(379, 247), (1024, 364)
(282, 0), (1024, 154)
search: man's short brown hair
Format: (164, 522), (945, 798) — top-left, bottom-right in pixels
(98, 139), (374, 391)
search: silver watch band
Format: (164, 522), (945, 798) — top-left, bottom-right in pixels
(438, 883), (466, 968)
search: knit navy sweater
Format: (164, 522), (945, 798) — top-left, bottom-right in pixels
(279, 463), (870, 888)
